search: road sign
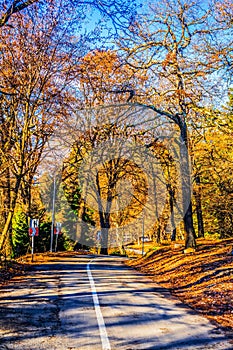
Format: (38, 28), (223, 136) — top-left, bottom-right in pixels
(96, 230), (102, 241)
(28, 218), (39, 263)
(29, 219), (39, 236)
(54, 222), (62, 235)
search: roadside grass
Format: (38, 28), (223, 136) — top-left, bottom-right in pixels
(127, 238), (233, 333)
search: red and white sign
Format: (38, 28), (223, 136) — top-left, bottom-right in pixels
(54, 222), (62, 235)
(29, 219), (39, 236)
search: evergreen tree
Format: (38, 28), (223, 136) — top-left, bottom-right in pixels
(12, 212), (30, 257)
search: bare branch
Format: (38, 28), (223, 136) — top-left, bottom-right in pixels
(0, 0), (38, 27)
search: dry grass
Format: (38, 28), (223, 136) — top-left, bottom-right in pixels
(127, 238), (233, 333)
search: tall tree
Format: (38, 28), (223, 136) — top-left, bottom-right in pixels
(0, 0), (139, 254)
(117, 0), (233, 248)
(0, 3), (81, 251)
(62, 120), (149, 255)
(61, 50), (150, 254)
(191, 106), (233, 239)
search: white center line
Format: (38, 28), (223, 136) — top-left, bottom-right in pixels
(87, 260), (111, 350)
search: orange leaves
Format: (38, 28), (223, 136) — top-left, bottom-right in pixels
(0, 1), (81, 252)
(215, 0), (233, 22)
(190, 108), (233, 238)
(77, 50), (119, 88)
(75, 49), (147, 106)
(80, 50), (118, 73)
(162, 51), (177, 70)
(129, 238), (233, 330)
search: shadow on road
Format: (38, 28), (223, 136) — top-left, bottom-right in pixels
(0, 256), (231, 349)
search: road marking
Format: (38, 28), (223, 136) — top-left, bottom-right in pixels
(87, 261), (111, 350)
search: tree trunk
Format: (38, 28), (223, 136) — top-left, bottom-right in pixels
(156, 224), (161, 244)
(137, 104), (197, 249)
(194, 175), (205, 238)
(151, 163), (161, 243)
(168, 184), (176, 241)
(100, 246), (108, 255)
(0, 177), (21, 251)
(184, 202), (196, 248)
(100, 227), (109, 255)
(0, 210), (14, 251)
(99, 212), (110, 255)
(171, 228), (177, 241)
(96, 172), (110, 255)
(4, 229), (13, 258)
(179, 119), (196, 249)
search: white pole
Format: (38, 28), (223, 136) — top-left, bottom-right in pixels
(31, 235), (34, 262)
(142, 214), (145, 256)
(55, 231), (58, 252)
(50, 176), (56, 252)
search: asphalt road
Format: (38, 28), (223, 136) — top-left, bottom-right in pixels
(0, 255), (232, 350)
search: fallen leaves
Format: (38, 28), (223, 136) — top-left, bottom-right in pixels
(0, 260), (26, 284)
(128, 238), (233, 332)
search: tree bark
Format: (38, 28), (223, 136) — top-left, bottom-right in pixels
(136, 103), (197, 249)
(0, 176), (21, 251)
(184, 202), (196, 248)
(194, 175), (205, 238)
(168, 184), (177, 241)
(179, 119), (197, 249)
(100, 225), (109, 255)
(0, 210), (14, 251)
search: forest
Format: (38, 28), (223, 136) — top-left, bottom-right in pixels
(0, 0), (233, 257)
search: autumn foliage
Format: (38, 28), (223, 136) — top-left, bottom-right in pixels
(0, 0), (233, 258)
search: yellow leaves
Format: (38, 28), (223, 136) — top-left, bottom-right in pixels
(75, 49), (148, 106)
(215, 0), (233, 22)
(162, 51), (177, 70)
(196, 71), (205, 77)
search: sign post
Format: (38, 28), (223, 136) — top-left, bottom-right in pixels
(142, 215), (145, 256)
(54, 222), (62, 252)
(31, 235), (34, 261)
(29, 218), (39, 262)
(50, 176), (56, 252)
